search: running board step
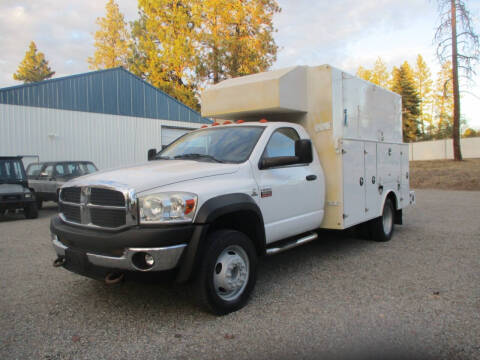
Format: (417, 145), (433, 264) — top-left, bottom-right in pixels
(266, 232), (318, 255)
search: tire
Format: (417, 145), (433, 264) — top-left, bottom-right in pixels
(193, 229), (257, 315)
(370, 198), (395, 242)
(36, 199), (43, 210)
(24, 202), (39, 219)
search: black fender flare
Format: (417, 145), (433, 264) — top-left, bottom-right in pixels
(176, 193), (266, 283)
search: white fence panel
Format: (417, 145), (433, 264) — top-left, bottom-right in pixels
(409, 137), (480, 161)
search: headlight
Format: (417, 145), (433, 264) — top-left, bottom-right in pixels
(24, 193), (32, 198)
(139, 192), (197, 224)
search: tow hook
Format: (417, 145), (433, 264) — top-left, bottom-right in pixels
(104, 272), (125, 285)
(53, 256), (66, 267)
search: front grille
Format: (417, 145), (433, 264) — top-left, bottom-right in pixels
(61, 187), (81, 203)
(2, 195), (21, 201)
(59, 186), (130, 229)
(90, 188), (125, 207)
(60, 203), (81, 223)
(90, 208), (126, 228)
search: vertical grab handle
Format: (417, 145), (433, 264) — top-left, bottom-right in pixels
(344, 109), (348, 126)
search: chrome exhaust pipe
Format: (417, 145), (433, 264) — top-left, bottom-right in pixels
(104, 272), (125, 285)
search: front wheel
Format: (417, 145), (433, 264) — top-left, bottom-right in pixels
(370, 198), (395, 242)
(193, 230), (257, 315)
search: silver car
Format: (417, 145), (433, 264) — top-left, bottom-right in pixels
(26, 161), (98, 209)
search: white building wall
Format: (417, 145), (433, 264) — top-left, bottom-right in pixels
(0, 104), (202, 169)
(409, 137), (480, 161)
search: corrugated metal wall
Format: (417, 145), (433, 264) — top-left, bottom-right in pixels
(0, 104), (202, 169)
(0, 67), (211, 124)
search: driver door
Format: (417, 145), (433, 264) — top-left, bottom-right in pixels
(252, 127), (323, 244)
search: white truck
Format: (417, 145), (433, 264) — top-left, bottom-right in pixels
(51, 65), (414, 314)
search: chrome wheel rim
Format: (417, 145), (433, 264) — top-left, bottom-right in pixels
(382, 203), (393, 235)
(213, 245), (249, 301)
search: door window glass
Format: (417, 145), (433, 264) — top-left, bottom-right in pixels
(43, 165), (54, 177)
(27, 164), (42, 176)
(55, 164), (65, 176)
(67, 163), (84, 176)
(264, 128), (299, 158)
(84, 163), (97, 174)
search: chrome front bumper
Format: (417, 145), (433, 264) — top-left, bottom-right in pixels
(52, 235), (186, 272)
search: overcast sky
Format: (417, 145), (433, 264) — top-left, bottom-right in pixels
(0, 0), (479, 128)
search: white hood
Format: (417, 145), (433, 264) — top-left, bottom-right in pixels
(65, 160), (240, 193)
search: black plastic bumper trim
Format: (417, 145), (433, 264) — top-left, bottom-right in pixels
(50, 215), (197, 256)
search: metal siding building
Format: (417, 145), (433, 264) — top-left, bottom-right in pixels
(0, 68), (211, 169)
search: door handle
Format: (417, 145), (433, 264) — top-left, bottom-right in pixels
(306, 175), (317, 181)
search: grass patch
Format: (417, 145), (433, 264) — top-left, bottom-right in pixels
(410, 158), (480, 191)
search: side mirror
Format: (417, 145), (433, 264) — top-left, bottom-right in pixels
(295, 139), (313, 164)
(259, 156), (300, 169)
(147, 148), (157, 161)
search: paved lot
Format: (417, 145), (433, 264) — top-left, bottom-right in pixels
(0, 189), (479, 360)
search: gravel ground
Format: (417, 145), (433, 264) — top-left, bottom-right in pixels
(0, 189), (479, 360)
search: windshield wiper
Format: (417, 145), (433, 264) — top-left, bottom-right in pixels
(154, 155), (172, 160)
(174, 153), (225, 163)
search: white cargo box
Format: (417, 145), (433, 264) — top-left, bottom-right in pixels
(202, 65), (410, 230)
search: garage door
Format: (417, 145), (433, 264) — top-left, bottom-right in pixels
(161, 127), (190, 146)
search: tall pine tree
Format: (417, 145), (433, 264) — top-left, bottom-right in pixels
(414, 54), (434, 138)
(88, 0), (132, 70)
(13, 41), (55, 83)
(434, 61), (454, 139)
(132, 0), (200, 109)
(356, 57), (390, 88)
(391, 62), (421, 142)
(131, 0), (281, 108)
(195, 0), (280, 84)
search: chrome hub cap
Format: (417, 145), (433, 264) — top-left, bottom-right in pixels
(213, 245), (249, 301)
(383, 203), (393, 235)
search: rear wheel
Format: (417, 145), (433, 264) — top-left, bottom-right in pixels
(193, 229), (257, 315)
(370, 198), (394, 242)
(24, 202), (38, 219)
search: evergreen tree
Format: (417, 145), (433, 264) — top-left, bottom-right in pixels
(132, 0), (200, 109)
(13, 41), (55, 83)
(414, 54), (434, 138)
(195, 0), (280, 84)
(433, 61), (454, 139)
(371, 57), (390, 88)
(356, 66), (373, 82)
(434, 0), (480, 160)
(462, 128), (477, 138)
(88, 0), (132, 69)
(131, 0), (281, 108)
(356, 58), (389, 88)
(391, 62), (421, 142)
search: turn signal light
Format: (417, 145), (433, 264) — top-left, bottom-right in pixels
(185, 199), (196, 215)
(259, 118), (268, 123)
(236, 119), (245, 124)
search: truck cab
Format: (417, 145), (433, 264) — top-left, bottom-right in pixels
(51, 65), (414, 315)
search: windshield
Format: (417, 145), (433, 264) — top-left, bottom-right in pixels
(158, 126), (265, 163)
(0, 159), (26, 183)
